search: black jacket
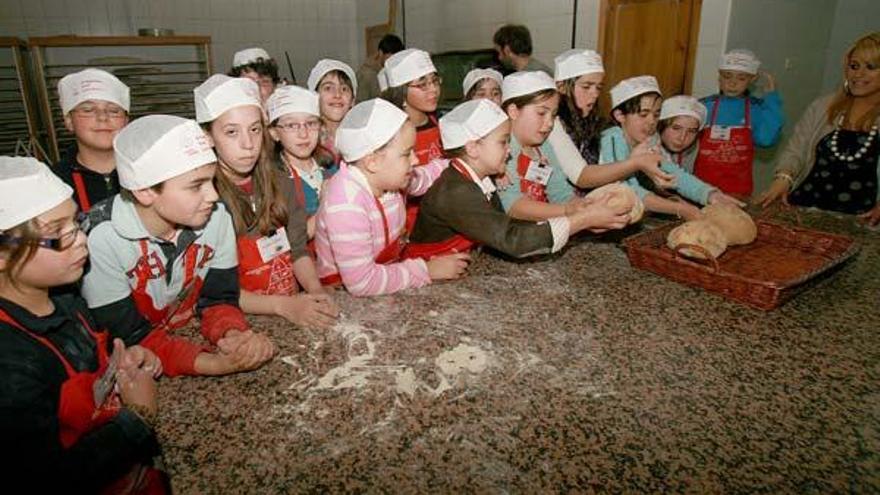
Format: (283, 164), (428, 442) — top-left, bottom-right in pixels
(0, 294), (158, 492)
(53, 143), (120, 211)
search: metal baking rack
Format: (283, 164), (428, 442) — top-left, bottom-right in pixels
(0, 37), (45, 160)
(29, 35), (212, 162)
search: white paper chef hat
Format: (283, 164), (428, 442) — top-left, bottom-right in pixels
(720, 49), (760, 75)
(377, 68), (389, 92)
(501, 71), (556, 103)
(266, 85), (320, 122)
(233, 47), (272, 68)
(193, 74), (262, 123)
(336, 99), (408, 162)
(462, 68), (503, 96)
(610, 75), (661, 109)
(384, 48), (437, 88)
(439, 99), (509, 150)
(0, 157), (73, 230)
(57, 68), (130, 116)
(307, 59), (358, 96)
(554, 49), (604, 82)
(115, 115), (217, 190)
(660, 95), (708, 127)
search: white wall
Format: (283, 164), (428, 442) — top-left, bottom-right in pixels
(0, 0), (363, 84)
(375, 0), (600, 67)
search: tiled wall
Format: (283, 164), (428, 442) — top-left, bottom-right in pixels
(0, 0), (364, 84)
(398, 0), (600, 70)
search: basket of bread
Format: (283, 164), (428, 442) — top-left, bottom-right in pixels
(623, 204), (859, 310)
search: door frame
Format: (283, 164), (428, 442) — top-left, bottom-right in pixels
(598, 0), (703, 94)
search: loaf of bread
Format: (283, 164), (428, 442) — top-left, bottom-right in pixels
(666, 220), (728, 259)
(701, 203), (757, 245)
(584, 182), (644, 224)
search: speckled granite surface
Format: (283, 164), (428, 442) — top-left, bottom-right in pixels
(156, 209), (879, 493)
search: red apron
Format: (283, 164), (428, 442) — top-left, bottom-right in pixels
(517, 149), (549, 202)
(72, 170), (92, 213)
(403, 160), (479, 259)
(130, 239), (207, 332)
(320, 195), (406, 287)
(405, 114), (444, 233)
(0, 309), (117, 448)
(0, 309), (169, 494)
(236, 233), (296, 296)
(694, 98), (755, 197)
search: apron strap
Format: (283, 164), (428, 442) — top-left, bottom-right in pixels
(0, 308), (78, 376)
(744, 98), (751, 127)
(72, 170), (91, 213)
(708, 97), (721, 127)
(372, 195), (392, 248)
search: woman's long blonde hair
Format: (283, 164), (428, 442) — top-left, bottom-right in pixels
(827, 32), (880, 130)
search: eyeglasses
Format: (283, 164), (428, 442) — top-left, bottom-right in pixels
(408, 76), (443, 92)
(0, 212), (86, 251)
(72, 105), (127, 119)
(275, 120), (322, 133)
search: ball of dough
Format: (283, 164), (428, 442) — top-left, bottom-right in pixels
(584, 182), (645, 224)
(666, 220), (728, 260)
(701, 203), (757, 245)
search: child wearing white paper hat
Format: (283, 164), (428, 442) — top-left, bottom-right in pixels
(54, 68), (130, 213)
(549, 49), (671, 195)
(462, 68), (503, 106)
(694, 48), (784, 197)
(229, 47), (280, 102)
(601, 78), (743, 220)
(407, 99), (632, 259)
(658, 95), (708, 173)
(268, 85), (336, 224)
(496, 71), (630, 232)
(313, 99), (470, 296)
(196, 76), (338, 330)
(381, 48), (447, 232)
(0, 156), (166, 491)
(307, 59), (357, 165)
(81, 114), (274, 377)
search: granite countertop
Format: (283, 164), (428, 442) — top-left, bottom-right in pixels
(156, 209), (879, 493)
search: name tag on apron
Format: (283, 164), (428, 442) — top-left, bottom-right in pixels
(710, 125), (732, 141)
(524, 160), (553, 185)
(93, 346), (119, 407)
(257, 227), (291, 263)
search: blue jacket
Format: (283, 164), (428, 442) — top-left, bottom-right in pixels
(599, 127), (716, 205)
(700, 92), (784, 147)
(498, 134), (576, 212)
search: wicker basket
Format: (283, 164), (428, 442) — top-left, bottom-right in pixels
(622, 220), (859, 310)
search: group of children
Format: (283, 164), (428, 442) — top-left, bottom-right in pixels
(0, 44), (783, 490)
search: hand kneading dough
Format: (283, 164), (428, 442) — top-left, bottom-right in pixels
(666, 220), (728, 259)
(584, 182), (644, 224)
(701, 203), (757, 245)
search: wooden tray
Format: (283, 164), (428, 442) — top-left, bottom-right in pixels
(622, 220), (859, 310)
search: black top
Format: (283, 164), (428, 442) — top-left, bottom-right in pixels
(53, 143), (120, 211)
(789, 129), (878, 214)
(0, 294), (158, 492)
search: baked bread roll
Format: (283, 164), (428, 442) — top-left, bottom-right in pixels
(584, 182), (644, 224)
(666, 220), (728, 259)
(702, 203), (757, 245)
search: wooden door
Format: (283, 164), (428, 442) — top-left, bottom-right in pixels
(598, 0), (702, 111)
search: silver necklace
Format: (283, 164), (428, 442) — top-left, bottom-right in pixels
(830, 115), (877, 162)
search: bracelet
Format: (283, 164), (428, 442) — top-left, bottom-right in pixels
(775, 172), (795, 189)
(126, 404), (158, 429)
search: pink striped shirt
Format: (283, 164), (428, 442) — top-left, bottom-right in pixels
(315, 159), (447, 296)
